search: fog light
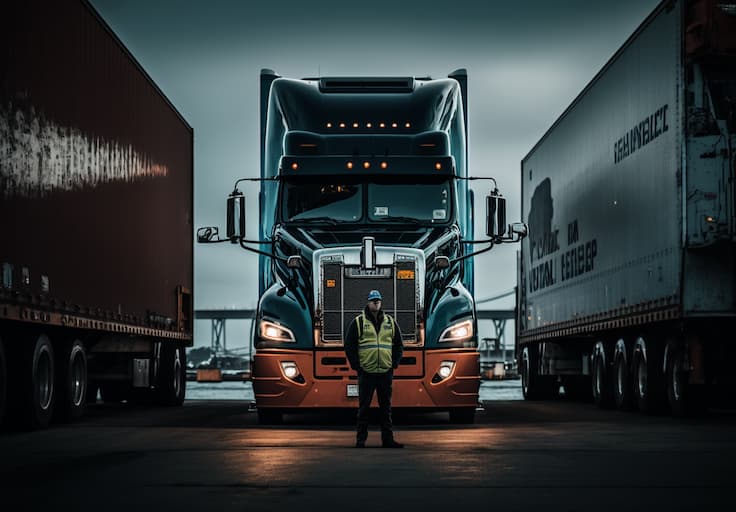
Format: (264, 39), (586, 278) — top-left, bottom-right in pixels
(280, 361), (300, 379)
(432, 361), (456, 383)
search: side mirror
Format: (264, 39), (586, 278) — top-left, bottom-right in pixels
(510, 222), (528, 238)
(287, 255), (303, 268)
(486, 194), (506, 238)
(226, 191), (246, 243)
(435, 256), (450, 269)
(197, 227), (219, 243)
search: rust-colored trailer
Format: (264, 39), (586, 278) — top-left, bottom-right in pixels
(0, 0), (193, 429)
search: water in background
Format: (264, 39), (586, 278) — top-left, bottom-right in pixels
(185, 378), (523, 402)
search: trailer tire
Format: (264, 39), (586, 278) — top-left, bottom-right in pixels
(449, 406), (476, 424)
(0, 337), (6, 427)
(613, 341), (634, 411)
(666, 342), (706, 417)
(521, 345), (558, 400)
(156, 342), (186, 406)
(11, 334), (56, 430)
(55, 339), (88, 422)
(632, 338), (665, 414)
(592, 343), (614, 408)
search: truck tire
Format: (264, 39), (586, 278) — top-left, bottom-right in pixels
(666, 342), (706, 417)
(632, 337), (665, 414)
(55, 339), (88, 421)
(449, 406), (476, 424)
(13, 334), (56, 430)
(0, 337), (6, 427)
(613, 340), (634, 411)
(521, 345), (558, 400)
(592, 342), (614, 408)
(156, 342), (186, 406)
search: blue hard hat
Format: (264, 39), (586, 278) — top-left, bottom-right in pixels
(367, 290), (382, 301)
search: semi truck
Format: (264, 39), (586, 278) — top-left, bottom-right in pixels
(517, 0), (736, 415)
(199, 69), (526, 424)
(0, 0), (193, 429)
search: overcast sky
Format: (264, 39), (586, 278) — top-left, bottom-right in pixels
(90, 0), (660, 344)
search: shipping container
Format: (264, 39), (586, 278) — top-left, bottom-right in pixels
(0, 0), (193, 429)
(517, 0), (736, 415)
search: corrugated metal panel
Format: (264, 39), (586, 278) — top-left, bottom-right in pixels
(0, 0), (193, 335)
(519, 1), (682, 334)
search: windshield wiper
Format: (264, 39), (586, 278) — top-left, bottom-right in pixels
(374, 216), (424, 224)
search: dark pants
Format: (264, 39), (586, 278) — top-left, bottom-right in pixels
(356, 370), (394, 443)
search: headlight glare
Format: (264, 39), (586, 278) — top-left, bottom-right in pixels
(260, 320), (296, 342)
(439, 319), (473, 342)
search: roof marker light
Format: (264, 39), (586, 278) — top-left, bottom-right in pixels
(435, 162), (442, 170)
(326, 122), (332, 128)
(405, 122), (411, 128)
(391, 122), (398, 128)
(291, 162), (298, 170)
(379, 122), (386, 128)
(346, 161), (354, 169)
(366, 122), (373, 128)
(363, 161), (371, 169)
(380, 162), (388, 169)
(353, 122), (359, 128)
(339, 122), (346, 128)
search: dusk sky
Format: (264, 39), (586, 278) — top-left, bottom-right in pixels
(90, 0), (660, 346)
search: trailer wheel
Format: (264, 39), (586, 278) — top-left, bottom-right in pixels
(55, 339), (87, 421)
(613, 340), (633, 411)
(592, 342), (613, 408)
(0, 337), (6, 427)
(632, 338), (665, 414)
(666, 342), (706, 417)
(156, 342), (186, 406)
(12, 334), (56, 430)
(449, 406), (476, 424)
(521, 345), (558, 400)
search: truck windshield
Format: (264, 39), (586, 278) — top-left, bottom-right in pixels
(282, 181), (362, 222)
(368, 180), (451, 223)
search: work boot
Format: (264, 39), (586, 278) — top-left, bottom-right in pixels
(382, 439), (404, 448)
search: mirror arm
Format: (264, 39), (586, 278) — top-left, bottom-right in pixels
(238, 238), (287, 262)
(450, 240), (494, 264)
(460, 238), (495, 245)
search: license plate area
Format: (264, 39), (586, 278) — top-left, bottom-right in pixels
(347, 384), (359, 397)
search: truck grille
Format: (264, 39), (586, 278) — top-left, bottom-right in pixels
(321, 260), (416, 343)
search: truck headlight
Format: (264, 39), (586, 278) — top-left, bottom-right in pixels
(432, 360), (456, 383)
(260, 320), (296, 342)
(439, 319), (473, 342)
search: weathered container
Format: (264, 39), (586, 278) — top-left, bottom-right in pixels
(0, 0), (193, 428)
(517, 0), (736, 415)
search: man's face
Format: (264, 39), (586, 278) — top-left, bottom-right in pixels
(367, 299), (382, 314)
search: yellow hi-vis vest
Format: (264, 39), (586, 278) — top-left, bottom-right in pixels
(357, 312), (395, 373)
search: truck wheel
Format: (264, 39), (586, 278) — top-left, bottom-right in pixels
(592, 343), (614, 408)
(613, 341), (633, 411)
(257, 408), (283, 425)
(156, 342), (186, 406)
(55, 339), (87, 421)
(0, 337), (6, 427)
(521, 345), (558, 400)
(666, 342), (706, 417)
(632, 338), (665, 414)
(449, 406), (476, 424)
(12, 334), (56, 430)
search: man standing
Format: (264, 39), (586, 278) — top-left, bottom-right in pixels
(344, 289), (404, 448)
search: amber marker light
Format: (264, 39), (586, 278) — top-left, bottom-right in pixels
(363, 161), (371, 169)
(380, 162), (388, 169)
(291, 162), (298, 170)
(346, 161), (354, 169)
(435, 162), (442, 170)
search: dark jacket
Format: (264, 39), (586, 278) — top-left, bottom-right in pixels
(344, 306), (403, 372)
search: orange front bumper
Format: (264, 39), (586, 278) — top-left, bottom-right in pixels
(251, 348), (479, 409)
